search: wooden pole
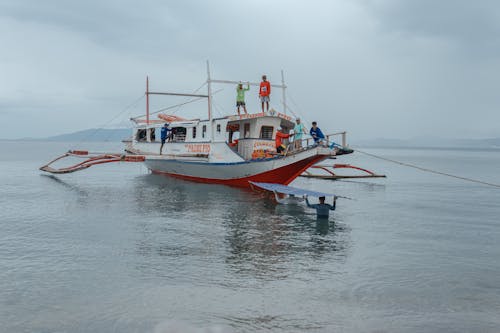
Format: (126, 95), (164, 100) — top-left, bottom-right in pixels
(207, 61), (214, 142)
(146, 76), (150, 125)
(281, 70), (287, 115)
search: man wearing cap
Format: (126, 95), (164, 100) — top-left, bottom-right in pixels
(293, 118), (307, 150)
(236, 82), (250, 116)
(259, 75), (271, 112)
(275, 127), (290, 154)
(160, 123), (171, 155)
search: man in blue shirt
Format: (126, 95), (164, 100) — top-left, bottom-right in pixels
(160, 123), (171, 155)
(305, 195), (337, 218)
(310, 121), (325, 146)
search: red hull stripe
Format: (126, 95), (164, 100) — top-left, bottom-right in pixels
(151, 155), (326, 187)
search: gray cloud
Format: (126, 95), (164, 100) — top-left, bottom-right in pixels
(363, 0), (500, 56)
(1, 0), (499, 140)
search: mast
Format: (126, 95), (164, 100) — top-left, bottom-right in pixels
(146, 76), (150, 125)
(206, 61), (212, 121)
(206, 61), (214, 142)
(281, 70), (287, 115)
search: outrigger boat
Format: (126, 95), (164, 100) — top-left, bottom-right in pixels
(41, 63), (365, 187)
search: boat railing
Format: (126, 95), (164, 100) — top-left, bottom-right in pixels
(285, 131), (348, 155)
(172, 133), (186, 142)
(304, 131), (347, 147)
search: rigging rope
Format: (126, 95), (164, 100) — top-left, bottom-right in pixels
(212, 96), (227, 118)
(352, 147), (500, 189)
(76, 94), (145, 146)
(285, 91), (315, 129)
(131, 86), (225, 121)
(131, 82), (208, 120)
(170, 81), (207, 116)
(142, 95), (207, 118)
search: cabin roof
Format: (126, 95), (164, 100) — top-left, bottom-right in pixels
(133, 111), (295, 129)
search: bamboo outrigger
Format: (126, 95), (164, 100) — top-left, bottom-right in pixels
(39, 150), (145, 174)
(300, 163), (386, 180)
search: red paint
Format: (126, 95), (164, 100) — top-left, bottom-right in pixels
(151, 155), (327, 187)
(69, 150), (89, 155)
(124, 155), (146, 162)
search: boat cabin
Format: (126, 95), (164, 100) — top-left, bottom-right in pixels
(131, 111), (295, 160)
(225, 112), (294, 159)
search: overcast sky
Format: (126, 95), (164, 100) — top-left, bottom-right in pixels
(1, 0), (500, 140)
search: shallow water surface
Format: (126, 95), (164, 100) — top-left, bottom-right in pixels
(1, 141), (500, 332)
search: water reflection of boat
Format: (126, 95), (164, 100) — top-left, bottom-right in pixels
(132, 174), (351, 279)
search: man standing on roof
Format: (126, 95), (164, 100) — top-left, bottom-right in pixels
(310, 121), (325, 146)
(259, 75), (271, 112)
(305, 195), (337, 218)
(236, 82), (250, 116)
(159, 123), (171, 155)
(275, 127), (290, 154)
(293, 118), (307, 150)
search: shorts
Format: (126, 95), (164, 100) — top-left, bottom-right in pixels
(313, 138), (325, 146)
(260, 95), (270, 103)
(236, 101), (246, 106)
(277, 144), (286, 153)
(161, 138), (166, 144)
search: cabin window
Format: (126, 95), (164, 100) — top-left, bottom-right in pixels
(244, 123), (250, 138)
(172, 127), (186, 142)
(192, 126), (197, 139)
(136, 129), (147, 142)
(217, 124), (221, 133)
(149, 128), (156, 142)
(226, 123), (240, 143)
(202, 125), (207, 138)
(260, 126), (274, 139)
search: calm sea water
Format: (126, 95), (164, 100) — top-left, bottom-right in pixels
(1, 141), (500, 333)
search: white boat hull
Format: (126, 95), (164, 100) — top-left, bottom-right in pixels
(144, 147), (334, 187)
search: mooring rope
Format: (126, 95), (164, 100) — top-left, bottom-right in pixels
(352, 148), (500, 189)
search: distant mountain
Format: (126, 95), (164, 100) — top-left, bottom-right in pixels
(33, 128), (132, 142)
(11, 127), (500, 148)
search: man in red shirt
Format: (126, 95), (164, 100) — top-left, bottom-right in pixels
(259, 75), (271, 112)
(275, 127), (290, 154)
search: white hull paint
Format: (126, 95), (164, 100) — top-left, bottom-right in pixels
(145, 146), (333, 180)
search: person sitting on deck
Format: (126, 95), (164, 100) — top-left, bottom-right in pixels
(273, 190), (305, 205)
(310, 121), (325, 146)
(159, 123), (172, 155)
(305, 195), (337, 218)
(275, 127), (290, 154)
(236, 82), (250, 116)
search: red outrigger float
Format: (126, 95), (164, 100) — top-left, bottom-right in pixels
(40, 150), (146, 174)
(300, 163), (386, 180)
